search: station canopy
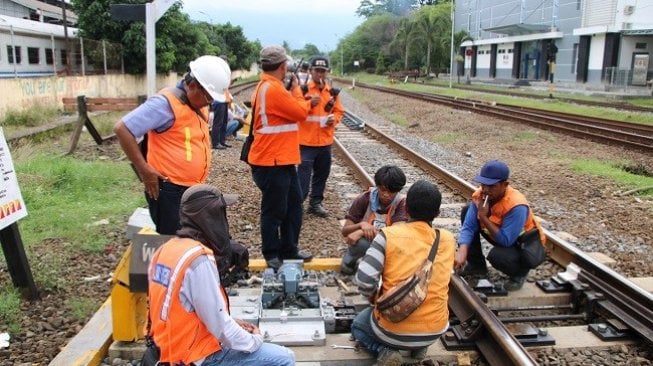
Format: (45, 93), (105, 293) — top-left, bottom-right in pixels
(622, 28), (653, 36)
(484, 23), (553, 36)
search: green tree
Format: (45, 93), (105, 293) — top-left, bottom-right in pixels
(335, 15), (400, 73)
(356, 0), (443, 18)
(413, 3), (450, 75)
(391, 17), (416, 70)
(375, 51), (386, 74)
(72, 0), (257, 74)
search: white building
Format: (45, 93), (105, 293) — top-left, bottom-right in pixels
(0, 0), (79, 78)
(456, 0), (653, 86)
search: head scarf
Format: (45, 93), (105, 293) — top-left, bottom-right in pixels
(177, 184), (236, 276)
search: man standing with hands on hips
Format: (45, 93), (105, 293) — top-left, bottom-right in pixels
(298, 55), (344, 217)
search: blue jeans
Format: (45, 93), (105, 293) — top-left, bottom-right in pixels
(460, 204), (530, 278)
(351, 307), (392, 357)
(211, 102), (228, 147)
(145, 180), (187, 235)
(202, 343), (295, 365)
(251, 165), (303, 261)
(226, 120), (243, 137)
(298, 145), (332, 201)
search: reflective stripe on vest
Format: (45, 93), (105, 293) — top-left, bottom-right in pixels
(160, 245), (204, 321)
(257, 82), (299, 134)
(147, 89), (211, 186)
(305, 115), (330, 125)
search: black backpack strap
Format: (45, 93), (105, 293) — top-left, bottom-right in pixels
(427, 229), (440, 262)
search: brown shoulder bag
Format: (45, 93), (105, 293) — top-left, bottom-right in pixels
(375, 230), (440, 323)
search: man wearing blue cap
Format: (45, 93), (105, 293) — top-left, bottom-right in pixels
(454, 160), (545, 291)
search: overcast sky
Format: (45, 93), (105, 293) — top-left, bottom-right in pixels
(182, 0), (364, 53)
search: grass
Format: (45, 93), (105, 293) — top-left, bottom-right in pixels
(88, 111), (125, 136)
(15, 152), (144, 253)
(0, 106), (61, 128)
(432, 133), (462, 144)
(385, 113), (409, 126)
(513, 131), (539, 142)
(570, 159), (653, 196)
(0, 288), (21, 334)
(66, 297), (100, 322)
(343, 73), (653, 125)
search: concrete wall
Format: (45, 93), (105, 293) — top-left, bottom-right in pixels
(0, 73), (179, 116)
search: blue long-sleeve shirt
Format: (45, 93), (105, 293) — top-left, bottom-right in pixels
(457, 203), (529, 247)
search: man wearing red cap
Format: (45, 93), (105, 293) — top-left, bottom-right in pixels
(454, 160), (545, 291)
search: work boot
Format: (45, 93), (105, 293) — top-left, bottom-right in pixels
(504, 275), (526, 291)
(410, 346), (428, 360)
(377, 348), (402, 366)
(265, 258), (282, 270)
(307, 198), (328, 217)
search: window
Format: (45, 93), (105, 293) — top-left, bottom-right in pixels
(7, 46), (21, 64)
(28, 47), (39, 64)
(571, 43), (579, 74)
(46, 48), (54, 65)
(498, 49), (506, 54)
(508, 49), (513, 54)
(635, 43), (647, 50)
(577, 0), (581, 10)
(61, 49), (67, 66)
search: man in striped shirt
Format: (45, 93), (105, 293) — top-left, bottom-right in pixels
(352, 180), (455, 366)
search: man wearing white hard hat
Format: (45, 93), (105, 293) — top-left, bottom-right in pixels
(114, 55), (231, 235)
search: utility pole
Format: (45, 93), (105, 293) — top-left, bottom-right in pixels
(61, 0), (70, 75)
(113, 0), (175, 96)
(449, 0), (455, 88)
(340, 47), (344, 76)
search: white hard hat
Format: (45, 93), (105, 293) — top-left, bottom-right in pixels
(189, 55), (231, 103)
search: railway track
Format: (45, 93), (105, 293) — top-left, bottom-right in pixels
(346, 81), (653, 152)
(334, 110), (653, 364)
(412, 80), (653, 114)
(41, 82), (651, 366)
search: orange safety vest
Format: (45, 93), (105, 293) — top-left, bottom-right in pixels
(298, 81), (343, 146)
(362, 188), (403, 227)
(472, 186), (546, 245)
(148, 238), (224, 364)
(373, 222), (455, 334)
(147, 88), (211, 187)
(248, 74), (310, 166)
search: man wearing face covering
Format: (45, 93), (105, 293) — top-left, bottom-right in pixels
(146, 184), (295, 366)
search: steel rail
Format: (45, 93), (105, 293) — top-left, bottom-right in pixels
(333, 113), (537, 365)
(339, 110), (653, 344)
(335, 77), (653, 114)
(350, 81), (652, 152)
(448, 275), (539, 366)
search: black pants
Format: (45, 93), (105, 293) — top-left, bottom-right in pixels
(460, 204), (530, 278)
(146, 180), (188, 235)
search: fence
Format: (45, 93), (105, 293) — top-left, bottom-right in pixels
(64, 38), (124, 76)
(603, 67), (633, 91)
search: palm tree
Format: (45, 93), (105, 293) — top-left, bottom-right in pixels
(415, 4), (450, 75)
(392, 17), (416, 70)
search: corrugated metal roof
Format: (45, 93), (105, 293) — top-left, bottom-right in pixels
(9, 0), (77, 23)
(0, 14), (78, 37)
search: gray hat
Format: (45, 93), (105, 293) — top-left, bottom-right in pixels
(181, 184), (238, 207)
(260, 45), (289, 65)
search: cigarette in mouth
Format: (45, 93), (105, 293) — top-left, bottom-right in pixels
(483, 195), (489, 207)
